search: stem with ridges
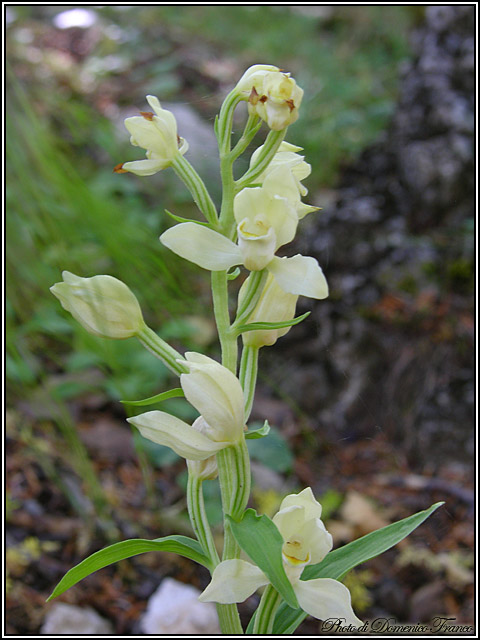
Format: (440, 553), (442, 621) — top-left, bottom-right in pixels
(239, 345), (259, 421)
(172, 154), (218, 226)
(235, 128), (286, 190)
(233, 269), (268, 327)
(252, 585), (282, 634)
(186, 473), (219, 568)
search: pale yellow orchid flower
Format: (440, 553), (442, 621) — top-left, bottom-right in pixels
(199, 488), (363, 628)
(115, 95), (188, 176)
(127, 353), (245, 461)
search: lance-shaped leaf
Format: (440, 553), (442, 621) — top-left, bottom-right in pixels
(121, 387), (184, 407)
(48, 536), (209, 601)
(271, 502), (444, 635)
(234, 312), (310, 335)
(227, 509), (299, 609)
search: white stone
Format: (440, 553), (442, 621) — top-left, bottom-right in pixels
(41, 603), (113, 634)
(141, 577), (220, 635)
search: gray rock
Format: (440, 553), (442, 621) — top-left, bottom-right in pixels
(140, 577), (220, 635)
(41, 603), (113, 634)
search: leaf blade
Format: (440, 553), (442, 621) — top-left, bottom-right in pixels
(48, 536), (209, 601)
(235, 312), (310, 335)
(121, 387), (184, 407)
(227, 509), (299, 609)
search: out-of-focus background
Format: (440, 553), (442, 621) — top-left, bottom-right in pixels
(6, 5), (474, 635)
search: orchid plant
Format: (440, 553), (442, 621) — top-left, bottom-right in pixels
(48, 64), (442, 634)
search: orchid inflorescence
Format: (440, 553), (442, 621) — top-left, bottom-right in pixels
(49, 63), (442, 634)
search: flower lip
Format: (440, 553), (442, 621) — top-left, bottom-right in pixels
(283, 545), (311, 567)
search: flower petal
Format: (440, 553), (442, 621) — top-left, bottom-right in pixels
(160, 223), (242, 271)
(268, 255), (328, 299)
(279, 487), (323, 520)
(294, 578), (363, 627)
(180, 352), (245, 442)
(122, 158), (167, 176)
(198, 560), (269, 604)
(127, 411), (228, 460)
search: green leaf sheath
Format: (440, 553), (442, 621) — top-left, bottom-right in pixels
(228, 509), (299, 610)
(47, 536), (209, 601)
(273, 501), (444, 634)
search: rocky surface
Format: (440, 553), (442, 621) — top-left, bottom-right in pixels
(263, 5), (474, 467)
(140, 577), (220, 635)
(41, 603), (114, 634)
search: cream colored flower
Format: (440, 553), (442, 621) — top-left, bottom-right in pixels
(250, 142), (312, 197)
(199, 488), (362, 628)
(128, 353), (245, 460)
(239, 273), (298, 348)
(115, 95), (188, 176)
(186, 417), (218, 480)
(50, 272), (144, 339)
(160, 218), (328, 300)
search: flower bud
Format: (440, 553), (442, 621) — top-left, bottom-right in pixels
(186, 417), (219, 480)
(116, 95), (188, 176)
(240, 273), (298, 348)
(50, 271), (144, 339)
(236, 65), (303, 130)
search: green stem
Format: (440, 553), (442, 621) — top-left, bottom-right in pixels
(215, 441), (250, 635)
(216, 603), (244, 635)
(217, 91), (243, 237)
(171, 154), (218, 226)
(211, 271), (237, 373)
(217, 91), (242, 155)
(186, 473), (219, 568)
(235, 128), (286, 190)
(230, 114), (261, 161)
(233, 269), (268, 327)
(239, 345), (259, 420)
(216, 440), (251, 557)
(252, 585), (282, 634)
(137, 325), (187, 376)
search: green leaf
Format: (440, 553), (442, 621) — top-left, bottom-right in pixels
(121, 387), (184, 407)
(272, 502), (444, 634)
(235, 312), (310, 335)
(227, 267), (241, 281)
(47, 536), (209, 601)
(214, 114), (219, 138)
(165, 209), (211, 227)
(227, 509), (299, 609)
(245, 420), (270, 439)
